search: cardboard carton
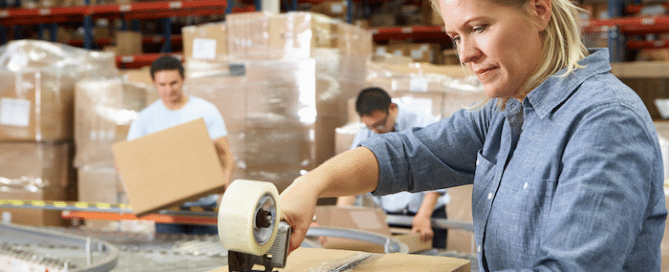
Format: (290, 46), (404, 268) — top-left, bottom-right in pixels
(314, 205), (391, 253)
(389, 227), (433, 253)
(446, 185), (475, 254)
(0, 141), (74, 227)
(209, 247), (470, 271)
(182, 22), (228, 62)
(0, 186), (72, 227)
(112, 118), (226, 216)
(335, 122), (360, 155)
(0, 71), (74, 141)
(74, 79), (154, 167)
(314, 205), (434, 253)
(115, 31), (143, 56)
(77, 166), (125, 205)
(121, 67), (155, 87)
(310, 0), (348, 19)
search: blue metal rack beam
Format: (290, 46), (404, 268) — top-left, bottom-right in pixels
(159, 18), (171, 52)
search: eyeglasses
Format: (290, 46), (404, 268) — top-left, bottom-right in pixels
(367, 113), (389, 132)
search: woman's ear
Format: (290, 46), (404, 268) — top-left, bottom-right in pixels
(529, 0), (552, 31)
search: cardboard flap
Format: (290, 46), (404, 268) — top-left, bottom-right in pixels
(112, 118), (225, 216)
(314, 205), (391, 235)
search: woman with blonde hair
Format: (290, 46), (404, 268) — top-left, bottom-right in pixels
(279, 0), (667, 270)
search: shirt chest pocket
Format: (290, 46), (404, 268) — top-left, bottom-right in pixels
(491, 172), (554, 256)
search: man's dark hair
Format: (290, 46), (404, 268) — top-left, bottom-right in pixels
(150, 55), (184, 80)
(355, 87), (392, 116)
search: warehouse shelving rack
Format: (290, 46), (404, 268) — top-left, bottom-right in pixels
(371, 25), (449, 44)
(0, 0), (229, 52)
(582, 0), (669, 62)
(366, 1), (669, 61)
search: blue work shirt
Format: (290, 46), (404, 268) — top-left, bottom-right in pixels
(362, 48), (667, 271)
(351, 105), (448, 213)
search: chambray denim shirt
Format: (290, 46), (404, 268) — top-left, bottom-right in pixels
(362, 49), (667, 271)
(351, 105), (448, 213)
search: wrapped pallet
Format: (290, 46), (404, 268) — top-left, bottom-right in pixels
(73, 77), (158, 231)
(365, 60), (484, 119)
(0, 141), (73, 227)
(182, 12), (371, 191)
(0, 40), (118, 227)
(0, 40), (117, 141)
(74, 78), (157, 167)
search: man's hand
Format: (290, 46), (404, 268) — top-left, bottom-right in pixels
(411, 214), (434, 242)
(213, 136), (235, 190)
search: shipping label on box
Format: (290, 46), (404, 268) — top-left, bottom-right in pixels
(112, 118), (226, 216)
(0, 71), (74, 141)
(182, 23), (227, 62)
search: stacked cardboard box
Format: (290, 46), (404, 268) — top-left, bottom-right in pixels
(0, 40), (118, 227)
(74, 78), (156, 167)
(612, 62), (669, 120)
(73, 77), (157, 230)
(309, 0), (350, 21)
(0, 142), (73, 227)
(376, 43), (445, 65)
(336, 60), (482, 170)
(365, 60), (483, 119)
(182, 12), (371, 192)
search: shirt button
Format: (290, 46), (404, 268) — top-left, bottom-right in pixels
(476, 158), (480, 166)
(523, 182), (529, 190)
(487, 193), (492, 200)
(477, 245), (481, 252)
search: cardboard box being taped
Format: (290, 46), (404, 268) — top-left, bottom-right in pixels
(314, 205), (432, 253)
(112, 118), (226, 217)
(209, 247), (470, 272)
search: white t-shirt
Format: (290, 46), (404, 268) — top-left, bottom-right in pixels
(126, 96), (228, 207)
(127, 96), (227, 141)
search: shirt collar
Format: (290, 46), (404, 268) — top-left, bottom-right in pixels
(524, 48), (612, 119)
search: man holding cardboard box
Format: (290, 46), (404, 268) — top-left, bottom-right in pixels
(125, 55), (235, 234)
(336, 87), (449, 249)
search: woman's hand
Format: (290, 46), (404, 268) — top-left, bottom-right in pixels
(279, 176), (319, 253)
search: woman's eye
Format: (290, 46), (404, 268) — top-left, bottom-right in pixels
(473, 25), (486, 33)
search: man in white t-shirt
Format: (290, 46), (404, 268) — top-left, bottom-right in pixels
(337, 87), (449, 249)
(125, 55), (234, 234)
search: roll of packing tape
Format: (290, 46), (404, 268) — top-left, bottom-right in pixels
(218, 179), (280, 255)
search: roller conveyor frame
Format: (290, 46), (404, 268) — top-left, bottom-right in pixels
(0, 222), (120, 272)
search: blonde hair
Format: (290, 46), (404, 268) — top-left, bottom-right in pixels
(433, 0), (588, 109)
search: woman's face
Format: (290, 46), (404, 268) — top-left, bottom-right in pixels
(441, 0), (549, 101)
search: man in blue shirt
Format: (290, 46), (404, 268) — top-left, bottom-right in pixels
(126, 55), (235, 235)
(336, 87), (449, 249)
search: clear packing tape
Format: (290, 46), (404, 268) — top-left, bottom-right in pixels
(218, 179), (280, 255)
(0, 176), (49, 194)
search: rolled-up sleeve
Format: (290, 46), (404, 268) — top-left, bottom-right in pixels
(361, 105), (493, 196)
